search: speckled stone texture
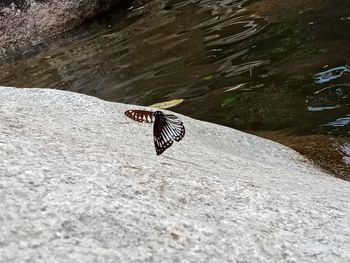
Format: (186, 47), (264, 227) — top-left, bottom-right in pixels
(0, 0), (126, 60)
(0, 86), (350, 262)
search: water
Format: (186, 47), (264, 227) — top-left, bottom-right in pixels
(1, 0), (350, 177)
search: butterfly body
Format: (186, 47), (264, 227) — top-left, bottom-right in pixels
(125, 110), (185, 155)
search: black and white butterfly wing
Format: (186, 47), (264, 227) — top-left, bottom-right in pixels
(164, 114), (185, 142)
(125, 110), (154, 123)
(153, 111), (185, 155)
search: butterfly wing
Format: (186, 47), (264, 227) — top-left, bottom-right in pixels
(164, 114), (185, 142)
(153, 111), (185, 155)
(125, 110), (154, 123)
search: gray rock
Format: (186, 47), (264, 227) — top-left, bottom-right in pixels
(0, 0), (126, 60)
(0, 86), (349, 262)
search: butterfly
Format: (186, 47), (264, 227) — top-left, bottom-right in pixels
(125, 110), (185, 155)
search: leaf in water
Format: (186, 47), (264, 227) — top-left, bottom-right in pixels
(150, 99), (184, 109)
(202, 73), (221, 80)
(202, 75), (214, 80)
(221, 95), (237, 109)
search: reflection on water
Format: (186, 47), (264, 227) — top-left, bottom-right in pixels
(308, 64), (350, 138)
(307, 83), (350, 112)
(340, 144), (350, 165)
(1, 0), (350, 172)
(314, 65), (350, 84)
(325, 115), (350, 127)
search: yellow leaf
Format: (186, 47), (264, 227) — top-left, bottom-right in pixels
(150, 99), (184, 109)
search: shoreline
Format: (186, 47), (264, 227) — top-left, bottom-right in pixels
(252, 131), (350, 181)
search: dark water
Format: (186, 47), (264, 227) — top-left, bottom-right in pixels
(1, 0), (350, 174)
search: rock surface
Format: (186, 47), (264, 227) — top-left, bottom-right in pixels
(0, 86), (350, 262)
(0, 0), (126, 60)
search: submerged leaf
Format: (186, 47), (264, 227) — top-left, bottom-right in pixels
(221, 95), (237, 109)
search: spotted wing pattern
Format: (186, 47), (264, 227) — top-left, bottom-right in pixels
(125, 110), (154, 123)
(153, 111), (185, 155)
